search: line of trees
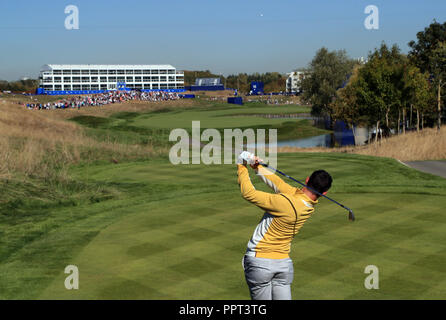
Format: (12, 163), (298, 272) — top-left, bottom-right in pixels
(0, 79), (39, 93)
(301, 21), (446, 137)
(224, 72), (286, 93)
(184, 70), (286, 93)
(183, 70), (222, 86)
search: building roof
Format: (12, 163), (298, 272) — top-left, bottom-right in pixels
(41, 64), (175, 70)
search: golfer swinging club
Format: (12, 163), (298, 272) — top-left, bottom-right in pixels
(237, 151), (332, 300)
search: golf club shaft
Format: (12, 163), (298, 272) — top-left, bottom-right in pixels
(259, 162), (355, 220)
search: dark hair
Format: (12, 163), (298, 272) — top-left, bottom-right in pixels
(307, 170), (332, 195)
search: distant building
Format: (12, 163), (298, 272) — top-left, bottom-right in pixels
(286, 71), (305, 94)
(195, 78), (221, 86)
(357, 57), (368, 65)
(37, 64), (184, 94)
(185, 77), (224, 91)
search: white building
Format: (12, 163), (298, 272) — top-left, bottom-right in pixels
(38, 64), (184, 93)
(357, 57), (368, 65)
(286, 71), (305, 94)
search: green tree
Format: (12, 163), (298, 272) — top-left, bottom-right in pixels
(0, 79), (39, 92)
(430, 42), (446, 130)
(409, 21), (446, 130)
(183, 70), (221, 86)
(351, 43), (405, 142)
(402, 63), (435, 132)
(331, 66), (368, 142)
(301, 47), (355, 122)
(184, 71), (287, 93)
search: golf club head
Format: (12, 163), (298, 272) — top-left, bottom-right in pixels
(348, 209), (355, 222)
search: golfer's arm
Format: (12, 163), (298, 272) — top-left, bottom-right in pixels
(238, 165), (288, 216)
(255, 165), (296, 194)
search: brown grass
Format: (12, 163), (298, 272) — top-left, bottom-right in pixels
(0, 100), (169, 179)
(277, 126), (446, 161)
(34, 99), (197, 121)
(0, 94), (199, 120)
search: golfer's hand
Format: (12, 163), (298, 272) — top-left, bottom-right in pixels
(237, 151), (254, 166)
(250, 156), (263, 170)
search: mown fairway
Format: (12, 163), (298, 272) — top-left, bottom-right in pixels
(128, 104), (311, 129)
(2, 153), (442, 299)
(69, 102), (328, 145)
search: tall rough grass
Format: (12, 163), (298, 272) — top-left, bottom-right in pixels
(0, 101), (167, 179)
(277, 126), (446, 161)
(352, 127), (446, 161)
(43, 99), (198, 120)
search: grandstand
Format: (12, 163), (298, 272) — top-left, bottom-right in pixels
(37, 64), (185, 95)
(186, 78), (224, 91)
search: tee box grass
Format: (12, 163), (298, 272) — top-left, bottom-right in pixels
(2, 153), (443, 299)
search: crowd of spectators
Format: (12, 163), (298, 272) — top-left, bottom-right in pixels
(24, 90), (181, 110)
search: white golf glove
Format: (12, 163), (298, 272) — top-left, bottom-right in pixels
(237, 151), (256, 165)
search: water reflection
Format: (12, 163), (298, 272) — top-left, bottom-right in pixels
(246, 115), (366, 148)
(254, 131), (355, 149)
(277, 134), (333, 148)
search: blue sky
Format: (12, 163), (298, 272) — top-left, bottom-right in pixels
(0, 0), (445, 80)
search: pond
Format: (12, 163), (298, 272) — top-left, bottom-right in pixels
(277, 132), (353, 148)
(249, 116), (362, 148)
(251, 131), (356, 149)
(243, 114), (369, 148)
(281, 117), (370, 148)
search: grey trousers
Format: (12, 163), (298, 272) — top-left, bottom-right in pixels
(243, 254), (294, 300)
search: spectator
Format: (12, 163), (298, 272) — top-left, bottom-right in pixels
(22, 90), (182, 110)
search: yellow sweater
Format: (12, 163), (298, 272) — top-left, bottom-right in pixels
(238, 164), (317, 259)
